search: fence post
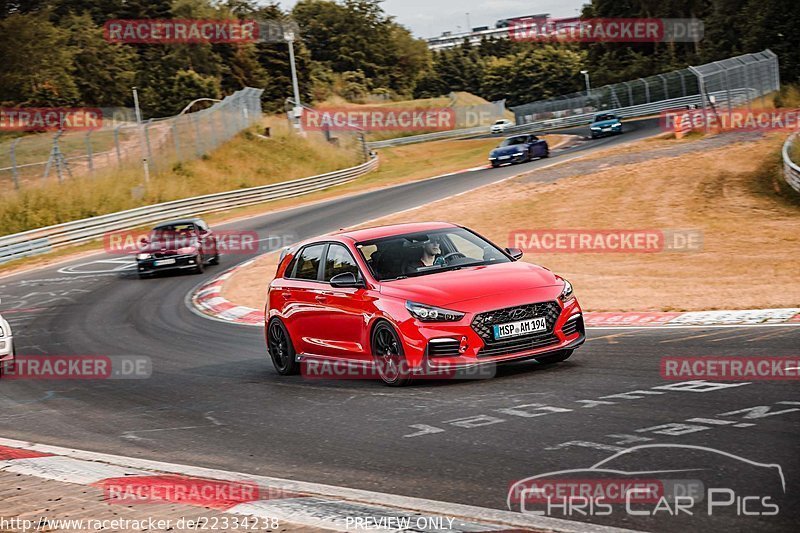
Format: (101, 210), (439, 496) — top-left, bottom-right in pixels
(622, 81), (634, 107)
(85, 131), (94, 174)
(171, 123), (181, 163)
(144, 119), (154, 173)
(114, 125), (123, 166)
(688, 66), (709, 133)
(10, 138), (21, 190)
(640, 78), (651, 104)
(191, 114), (203, 157)
(657, 74), (669, 100)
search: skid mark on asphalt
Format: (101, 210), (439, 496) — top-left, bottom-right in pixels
(57, 258), (136, 275)
(586, 331), (638, 344)
(121, 425), (220, 442)
(657, 330), (737, 344)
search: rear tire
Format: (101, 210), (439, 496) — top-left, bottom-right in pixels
(371, 321), (412, 387)
(268, 319), (300, 375)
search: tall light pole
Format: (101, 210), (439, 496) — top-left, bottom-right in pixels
(580, 70), (591, 96)
(284, 29), (303, 132)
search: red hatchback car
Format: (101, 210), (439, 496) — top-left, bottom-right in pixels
(266, 222), (585, 386)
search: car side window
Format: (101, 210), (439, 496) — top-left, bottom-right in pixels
(323, 244), (360, 282)
(293, 244), (325, 281)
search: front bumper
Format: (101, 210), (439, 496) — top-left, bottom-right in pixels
(0, 336), (14, 364)
(396, 297), (585, 372)
(137, 254), (199, 274)
(489, 153), (527, 165)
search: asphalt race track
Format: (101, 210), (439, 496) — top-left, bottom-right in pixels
(1, 118), (798, 532)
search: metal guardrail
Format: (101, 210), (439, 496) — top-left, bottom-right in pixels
(783, 132), (800, 193)
(367, 89), (755, 149)
(0, 155), (379, 265)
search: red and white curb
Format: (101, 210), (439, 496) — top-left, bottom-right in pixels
(191, 268), (800, 330)
(0, 438), (636, 533)
(190, 259), (264, 325)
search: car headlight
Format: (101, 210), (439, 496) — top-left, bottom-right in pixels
(560, 279), (575, 302)
(591, 126), (601, 130)
(406, 301), (465, 322)
(0, 325), (5, 337)
(515, 151), (525, 155)
(137, 253), (151, 261)
(613, 123), (621, 128)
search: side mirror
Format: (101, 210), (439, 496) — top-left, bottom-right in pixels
(140, 237), (149, 245)
(330, 272), (365, 289)
(505, 247), (524, 261)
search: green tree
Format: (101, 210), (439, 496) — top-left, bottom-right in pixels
(0, 12), (79, 105)
(481, 46), (586, 106)
(61, 13), (137, 106)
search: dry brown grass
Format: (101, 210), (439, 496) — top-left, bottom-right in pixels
(224, 132), (800, 313)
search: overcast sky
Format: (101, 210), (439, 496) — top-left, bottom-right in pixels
(272, 0), (588, 38)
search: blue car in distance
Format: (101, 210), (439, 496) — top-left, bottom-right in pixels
(489, 134), (549, 168)
(589, 113), (623, 138)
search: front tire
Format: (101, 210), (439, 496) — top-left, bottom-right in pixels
(193, 254), (205, 274)
(371, 321), (412, 387)
(268, 319), (299, 375)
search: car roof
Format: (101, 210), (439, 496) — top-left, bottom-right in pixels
(154, 218), (204, 229)
(333, 222), (458, 243)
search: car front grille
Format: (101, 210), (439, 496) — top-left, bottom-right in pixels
(427, 339), (461, 358)
(471, 301), (562, 358)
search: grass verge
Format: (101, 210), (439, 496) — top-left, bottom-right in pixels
(224, 132), (800, 312)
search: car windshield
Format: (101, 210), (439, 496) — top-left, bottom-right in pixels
(594, 113), (617, 122)
(499, 137), (526, 147)
(357, 227), (511, 281)
(494, 119), (506, 125)
(150, 223), (198, 241)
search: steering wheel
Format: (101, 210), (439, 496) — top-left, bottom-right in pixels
(442, 252), (466, 263)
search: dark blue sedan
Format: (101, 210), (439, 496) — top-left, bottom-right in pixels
(489, 135), (549, 168)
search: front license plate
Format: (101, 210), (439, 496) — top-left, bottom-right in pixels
(493, 317), (547, 339)
(154, 259), (176, 266)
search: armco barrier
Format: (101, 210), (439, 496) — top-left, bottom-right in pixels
(0, 155), (378, 265)
(783, 131), (800, 193)
(367, 88), (755, 149)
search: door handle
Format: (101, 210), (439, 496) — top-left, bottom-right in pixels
(315, 295), (327, 303)
(282, 292), (292, 300)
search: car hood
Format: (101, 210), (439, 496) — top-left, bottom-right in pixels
(491, 145), (525, 156)
(379, 262), (562, 309)
(141, 239), (197, 253)
(591, 119), (621, 128)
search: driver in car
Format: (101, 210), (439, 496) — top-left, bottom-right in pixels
(410, 236), (446, 270)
